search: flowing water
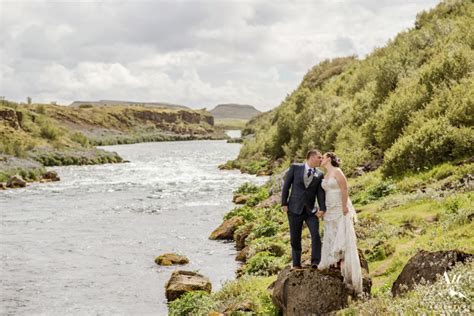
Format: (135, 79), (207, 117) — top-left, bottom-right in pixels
(0, 139), (266, 315)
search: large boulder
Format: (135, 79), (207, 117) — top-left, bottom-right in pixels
(6, 175), (27, 188)
(165, 270), (212, 302)
(209, 216), (244, 240)
(155, 253), (189, 266)
(392, 249), (473, 297)
(272, 267), (371, 315)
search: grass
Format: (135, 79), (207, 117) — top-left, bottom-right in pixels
(338, 260), (473, 315)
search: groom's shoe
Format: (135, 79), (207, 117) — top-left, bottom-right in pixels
(311, 264), (318, 269)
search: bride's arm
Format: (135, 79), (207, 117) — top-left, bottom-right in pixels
(335, 169), (349, 215)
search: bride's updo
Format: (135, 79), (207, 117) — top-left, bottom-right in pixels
(325, 152), (341, 167)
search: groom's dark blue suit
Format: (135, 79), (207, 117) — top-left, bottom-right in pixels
(282, 163), (326, 266)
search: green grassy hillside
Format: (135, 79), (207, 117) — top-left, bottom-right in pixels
(169, 1), (474, 314)
(233, 0), (473, 177)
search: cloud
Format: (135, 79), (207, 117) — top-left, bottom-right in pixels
(0, 0), (439, 110)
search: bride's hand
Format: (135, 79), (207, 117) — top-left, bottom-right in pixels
(343, 206), (349, 215)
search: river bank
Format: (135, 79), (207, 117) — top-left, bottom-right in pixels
(168, 159), (473, 314)
(0, 101), (230, 188)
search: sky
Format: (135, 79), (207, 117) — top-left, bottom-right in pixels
(0, 0), (440, 111)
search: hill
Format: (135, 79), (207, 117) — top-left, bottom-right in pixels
(229, 0), (473, 176)
(170, 2), (474, 314)
(210, 104), (261, 120)
(0, 101), (225, 183)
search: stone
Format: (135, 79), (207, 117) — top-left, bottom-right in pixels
(235, 224), (253, 250)
(256, 170), (272, 176)
(424, 214), (439, 223)
(165, 270), (212, 302)
(0, 183), (6, 190)
(272, 266), (372, 315)
(235, 246), (250, 262)
(233, 194), (249, 204)
(256, 193), (281, 208)
(42, 170), (60, 181)
(209, 216), (244, 240)
(6, 175), (26, 188)
(155, 253), (189, 266)
(391, 250), (473, 297)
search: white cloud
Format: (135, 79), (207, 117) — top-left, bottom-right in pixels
(0, 0), (440, 110)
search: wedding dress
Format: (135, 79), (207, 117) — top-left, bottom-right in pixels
(319, 177), (363, 294)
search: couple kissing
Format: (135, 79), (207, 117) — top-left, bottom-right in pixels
(281, 149), (363, 294)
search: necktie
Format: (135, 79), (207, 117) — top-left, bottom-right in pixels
(307, 168), (314, 177)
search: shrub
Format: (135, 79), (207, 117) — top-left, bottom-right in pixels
(40, 121), (61, 140)
(252, 221), (280, 238)
(382, 118), (474, 177)
(245, 188), (270, 207)
(234, 182), (260, 195)
(212, 276), (278, 315)
(168, 291), (215, 316)
(223, 206), (257, 222)
(352, 180), (396, 205)
(366, 242), (395, 262)
(243, 251), (286, 276)
(71, 132), (90, 147)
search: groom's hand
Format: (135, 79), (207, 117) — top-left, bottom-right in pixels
(316, 210), (325, 218)
(281, 206), (288, 213)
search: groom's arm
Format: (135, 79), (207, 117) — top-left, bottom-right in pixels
(281, 164), (295, 206)
(316, 175), (326, 212)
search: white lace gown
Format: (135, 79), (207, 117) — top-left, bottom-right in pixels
(319, 177), (363, 294)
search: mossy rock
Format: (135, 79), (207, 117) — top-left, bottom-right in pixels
(155, 253), (189, 266)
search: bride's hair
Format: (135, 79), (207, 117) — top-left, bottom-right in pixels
(325, 152), (341, 167)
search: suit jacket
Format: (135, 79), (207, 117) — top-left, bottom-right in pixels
(281, 163), (326, 215)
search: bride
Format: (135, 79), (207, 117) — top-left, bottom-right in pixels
(318, 152), (363, 294)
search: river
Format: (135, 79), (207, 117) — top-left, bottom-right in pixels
(0, 139), (266, 315)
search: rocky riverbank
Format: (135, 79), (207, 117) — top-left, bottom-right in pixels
(167, 158), (473, 314)
(0, 148), (124, 189)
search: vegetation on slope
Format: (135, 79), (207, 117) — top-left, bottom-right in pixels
(169, 159), (473, 314)
(169, 1), (474, 314)
(0, 100), (225, 183)
(233, 0), (473, 177)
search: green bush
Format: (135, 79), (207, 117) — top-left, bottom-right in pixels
(245, 189), (270, 207)
(224, 206), (258, 222)
(168, 291), (214, 316)
(243, 251), (286, 276)
(71, 132), (90, 147)
(382, 118), (474, 177)
(234, 182), (260, 195)
(39, 121), (61, 140)
(367, 242), (395, 262)
(252, 221), (280, 238)
(352, 180), (396, 205)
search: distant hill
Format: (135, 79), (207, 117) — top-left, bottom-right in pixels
(70, 100), (189, 110)
(210, 104), (261, 120)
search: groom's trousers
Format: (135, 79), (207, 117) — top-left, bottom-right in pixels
(287, 206), (321, 266)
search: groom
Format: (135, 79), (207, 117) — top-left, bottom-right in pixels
(281, 149), (326, 269)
